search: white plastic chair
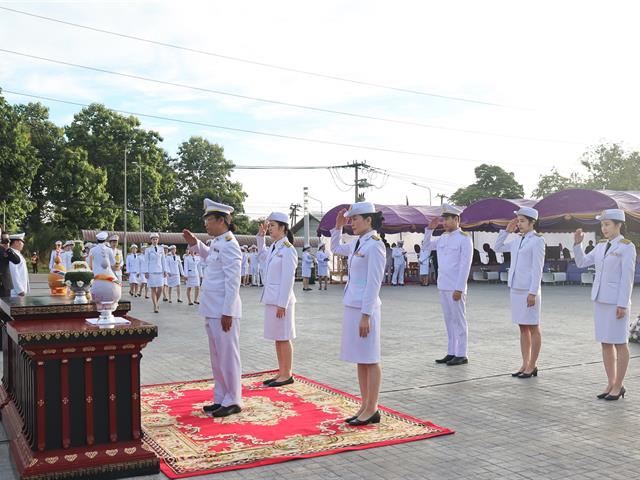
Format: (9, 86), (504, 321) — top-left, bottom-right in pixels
(486, 271), (499, 282)
(581, 272), (594, 285)
(500, 272), (509, 283)
(542, 272), (556, 285)
(553, 272), (567, 284)
(472, 271), (487, 282)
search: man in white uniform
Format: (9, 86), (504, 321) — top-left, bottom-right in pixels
(184, 199), (243, 418)
(89, 231), (117, 278)
(9, 233), (29, 297)
(423, 205), (473, 366)
(391, 241), (407, 286)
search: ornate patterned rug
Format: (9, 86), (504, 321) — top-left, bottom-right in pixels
(141, 371), (453, 478)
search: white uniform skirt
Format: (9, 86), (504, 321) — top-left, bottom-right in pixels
(317, 263), (329, 277)
(167, 274), (181, 288)
(264, 304), (296, 341)
(139, 274), (147, 284)
(128, 272), (139, 284)
(147, 273), (164, 288)
(593, 301), (630, 344)
(341, 306), (381, 364)
(302, 264), (312, 278)
(186, 275), (200, 287)
(419, 263), (429, 276)
(510, 289), (541, 325)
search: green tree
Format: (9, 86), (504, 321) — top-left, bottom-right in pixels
(532, 168), (584, 198)
(65, 104), (177, 231)
(449, 164), (525, 206)
(0, 92), (40, 230)
(580, 143), (640, 190)
(13, 102), (66, 230)
(48, 147), (116, 235)
(171, 137), (248, 231)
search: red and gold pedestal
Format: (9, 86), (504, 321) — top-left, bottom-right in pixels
(0, 296), (159, 479)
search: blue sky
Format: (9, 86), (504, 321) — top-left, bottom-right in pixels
(2, 1), (640, 218)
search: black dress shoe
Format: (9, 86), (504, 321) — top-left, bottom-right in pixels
(435, 354), (455, 364)
(344, 414), (359, 423)
(348, 411), (381, 426)
(596, 391), (611, 399)
(446, 356), (469, 366)
(604, 387), (626, 401)
(517, 367), (538, 378)
(266, 377), (294, 387)
(511, 371), (524, 377)
(262, 377), (278, 385)
(212, 404), (242, 417)
(202, 403), (221, 413)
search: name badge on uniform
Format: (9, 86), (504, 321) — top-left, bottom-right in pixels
(609, 252), (620, 257)
(355, 252), (365, 257)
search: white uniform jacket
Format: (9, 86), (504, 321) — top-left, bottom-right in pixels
(422, 227), (473, 293)
(10, 250), (29, 296)
(144, 245), (166, 275)
(494, 230), (545, 295)
(190, 232), (242, 318)
(165, 254), (184, 276)
(88, 244), (116, 277)
(574, 236), (636, 307)
(331, 228), (386, 316)
(257, 236), (298, 309)
(126, 253), (139, 274)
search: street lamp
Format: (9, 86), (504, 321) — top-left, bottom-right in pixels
(411, 182), (432, 206)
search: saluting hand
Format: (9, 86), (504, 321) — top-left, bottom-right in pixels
(359, 314), (371, 338)
(258, 221), (268, 237)
(616, 307), (627, 319)
(335, 208), (349, 229)
(221, 315), (233, 332)
(183, 229), (198, 247)
(428, 217), (440, 230)
(506, 218), (519, 233)
(574, 229), (584, 246)
(276, 307), (286, 318)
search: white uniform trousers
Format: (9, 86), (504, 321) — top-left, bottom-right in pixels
(205, 316), (243, 407)
(438, 290), (468, 357)
(392, 262), (405, 285)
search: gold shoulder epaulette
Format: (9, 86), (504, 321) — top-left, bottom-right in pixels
(535, 232), (543, 237)
(599, 239), (608, 243)
(372, 234), (380, 241)
(283, 241), (292, 248)
(225, 234), (233, 241)
(621, 239), (633, 245)
(460, 231), (470, 236)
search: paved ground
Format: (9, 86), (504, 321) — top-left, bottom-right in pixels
(2, 278), (640, 479)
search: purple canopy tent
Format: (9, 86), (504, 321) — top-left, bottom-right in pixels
(460, 198), (536, 232)
(317, 204), (444, 236)
(534, 189), (640, 232)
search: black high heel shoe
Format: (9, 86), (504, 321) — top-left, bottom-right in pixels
(517, 367), (538, 378)
(348, 411), (381, 426)
(596, 391), (611, 399)
(604, 387), (626, 401)
(511, 371), (523, 377)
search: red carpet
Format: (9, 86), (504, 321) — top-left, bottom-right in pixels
(141, 371), (453, 478)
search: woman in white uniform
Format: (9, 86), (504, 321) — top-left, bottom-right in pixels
(494, 207), (545, 378)
(416, 244), (430, 286)
(166, 245), (185, 303)
(574, 209), (636, 401)
(145, 234), (167, 313)
(137, 245), (148, 298)
(184, 250), (201, 305)
(301, 247), (314, 291)
(126, 244), (139, 297)
(256, 212), (298, 387)
(241, 246), (250, 286)
(316, 244), (330, 290)
(331, 202), (386, 426)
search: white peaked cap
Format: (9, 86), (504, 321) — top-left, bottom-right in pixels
(344, 201), (376, 218)
(9, 233), (25, 241)
(514, 207), (539, 220)
(441, 204), (463, 216)
(596, 209), (625, 222)
(267, 211), (289, 224)
(203, 198), (234, 217)
(96, 231), (109, 241)
(149, 233), (160, 239)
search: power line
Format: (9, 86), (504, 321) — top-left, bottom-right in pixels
(0, 48), (580, 145)
(0, 5), (528, 110)
(4, 88), (546, 166)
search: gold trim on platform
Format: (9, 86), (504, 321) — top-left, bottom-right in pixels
(8, 303), (131, 317)
(19, 325), (157, 343)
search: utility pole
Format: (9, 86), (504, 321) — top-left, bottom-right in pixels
(124, 148), (128, 256)
(289, 203), (301, 225)
(354, 162), (359, 202)
(436, 193), (447, 205)
(303, 187), (310, 247)
(139, 161), (144, 231)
